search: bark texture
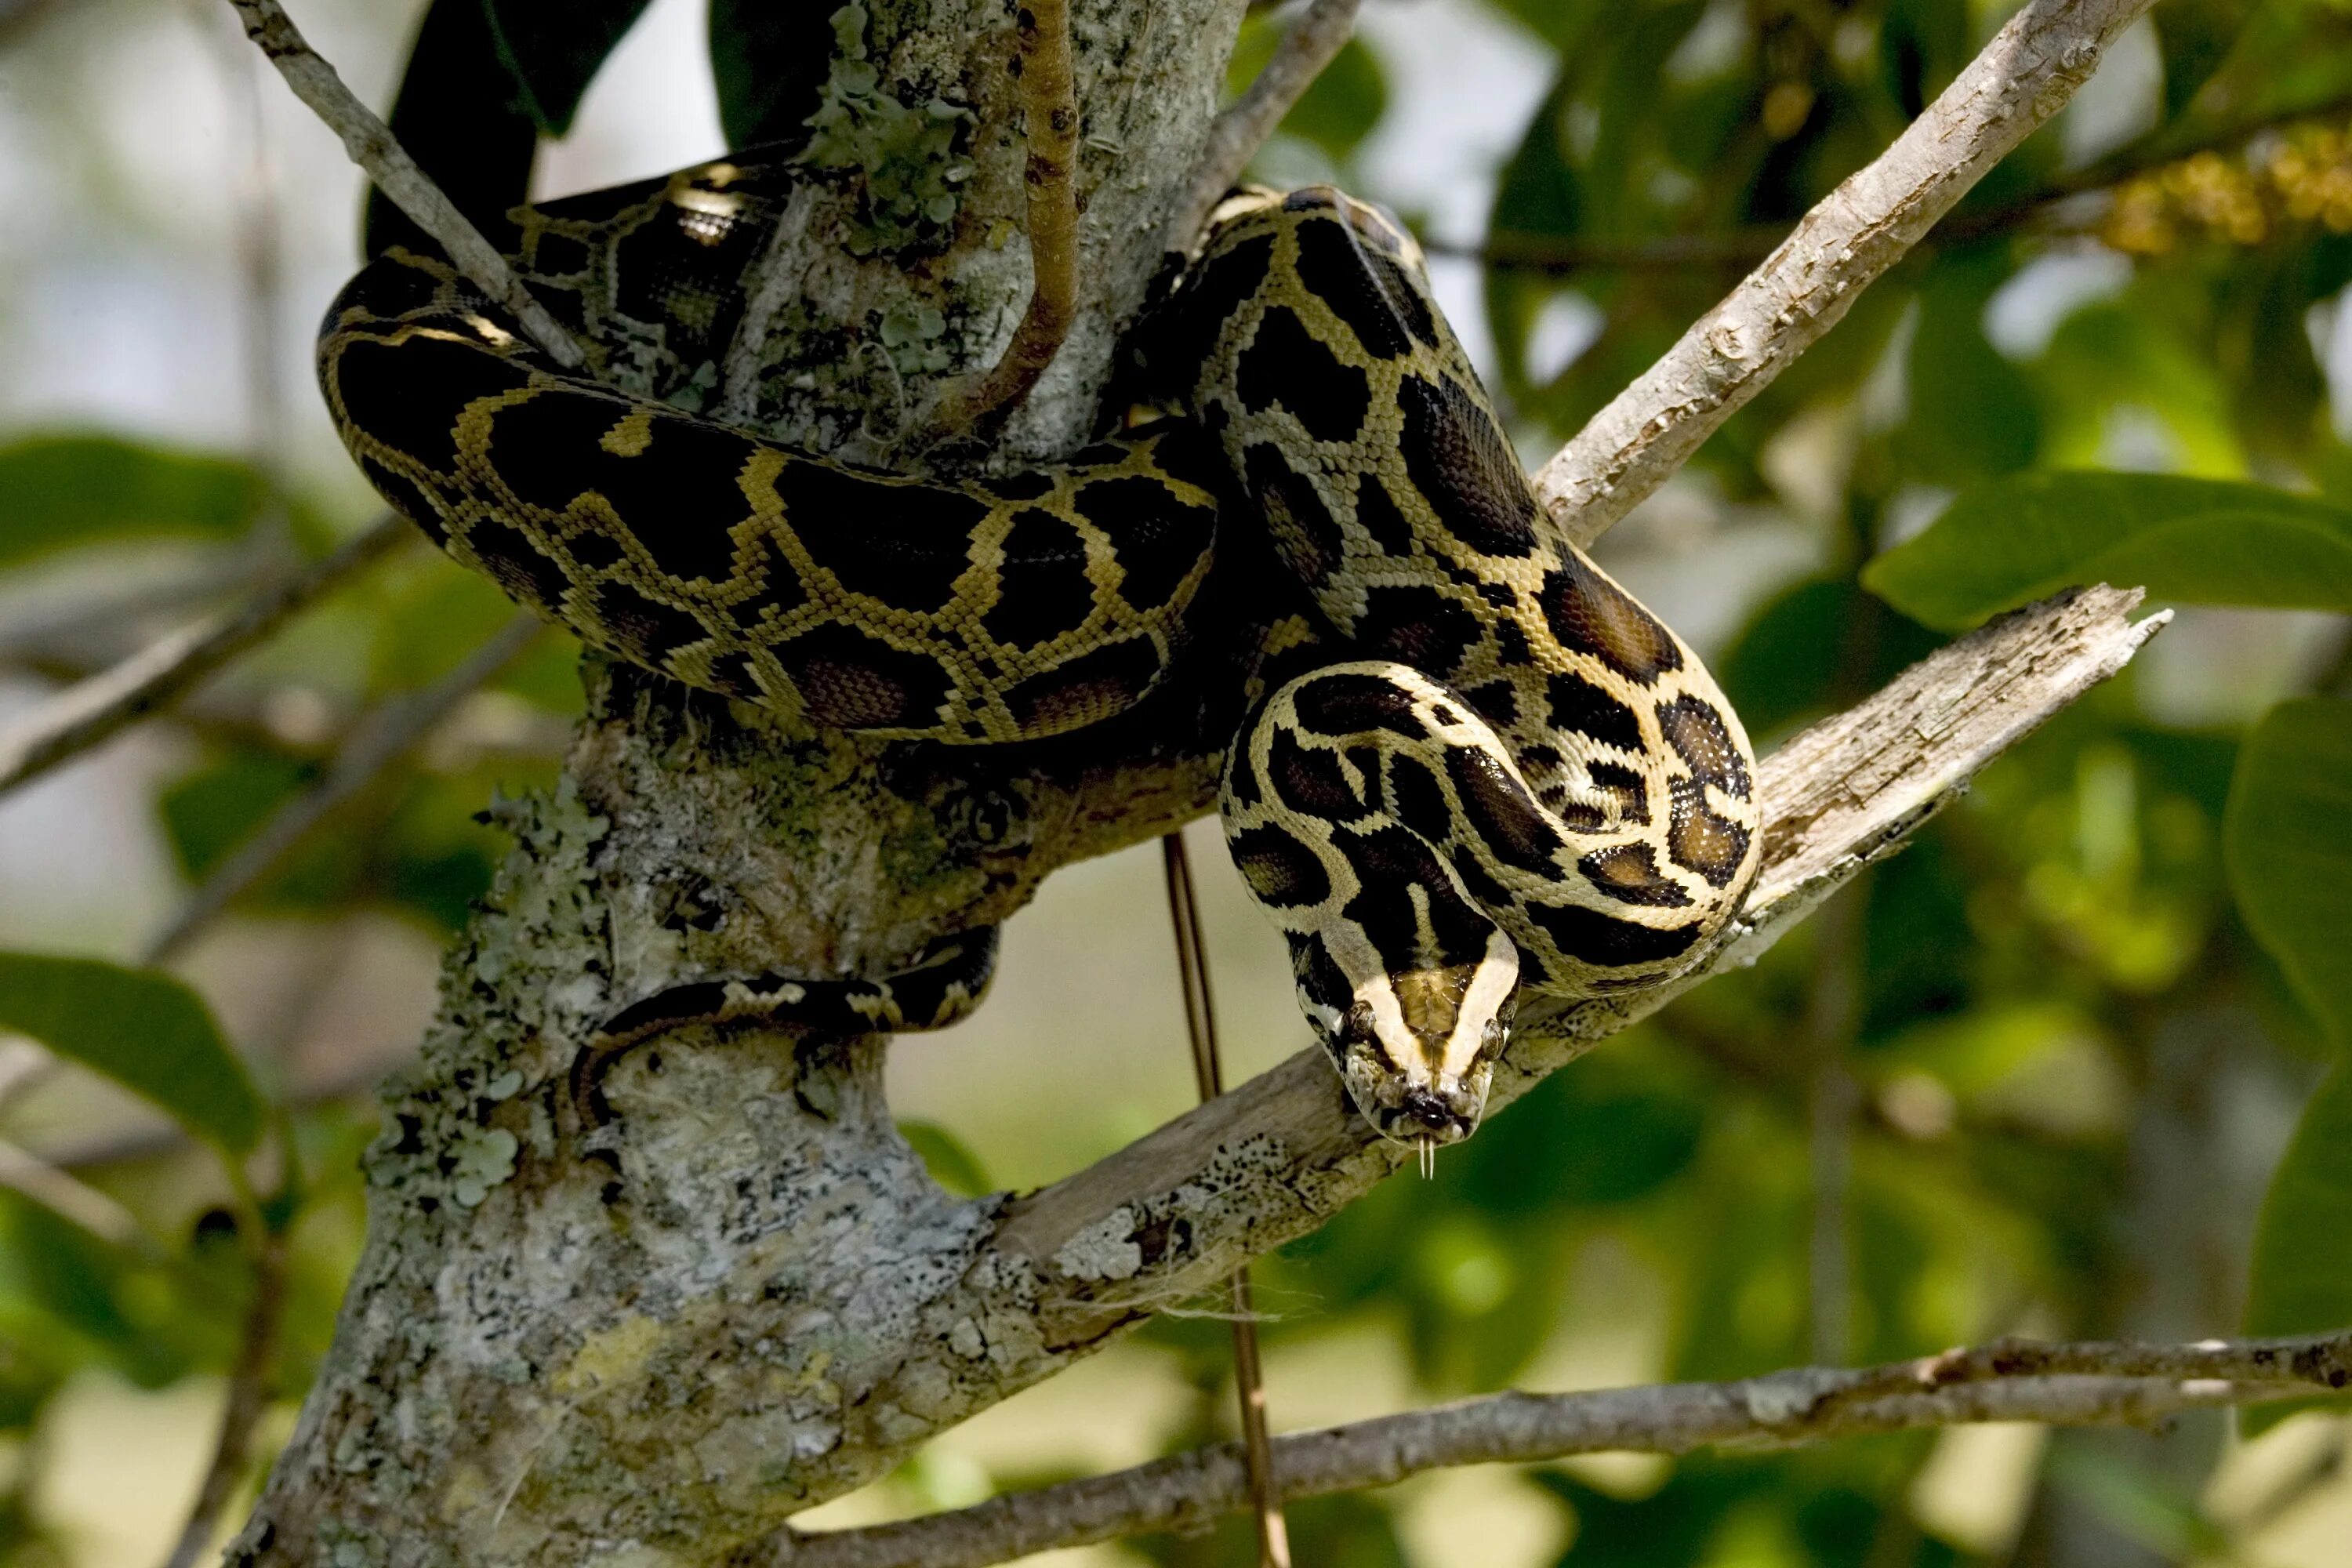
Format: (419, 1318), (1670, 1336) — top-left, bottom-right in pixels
(226, 1), (2172, 1563)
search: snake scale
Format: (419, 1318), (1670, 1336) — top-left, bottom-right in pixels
(318, 154), (1762, 1151)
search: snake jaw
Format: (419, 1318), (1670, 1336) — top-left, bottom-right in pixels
(1319, 929), (1519, 1149)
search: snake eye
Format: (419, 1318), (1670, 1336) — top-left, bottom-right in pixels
(1481, 1017), (1507, 1050)
(1344, 1000), (1377, 1040)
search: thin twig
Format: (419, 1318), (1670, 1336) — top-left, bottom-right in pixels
(1803, 885), (1860, 1365)
(161, 1228), (287, 1568)
(140, 612), (542, 962)
(1162, 833), (1290, 1568)
(0, 1136), (152, 1250)
(1534, 0), (2159, 547)
(1169, 0), (1364, 249)
(0, 514), (409, 802)
(788, 1327), (2352, 1568)
(216, 0), (583, 368)
(937, 0), (1083, 434)
(1434, 89), (2352, 278)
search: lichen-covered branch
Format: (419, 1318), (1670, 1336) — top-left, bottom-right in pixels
(1534, 0), (2160, 546)
(217, 0), (585, 367)
(791, 1326), (2352, 1568)
(141, 613), (542, 962)
(0, 513), (407, 801)
(223, 3), (2169, 1563)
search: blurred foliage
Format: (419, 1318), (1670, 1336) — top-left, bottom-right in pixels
(5, 0), (2352, 1564)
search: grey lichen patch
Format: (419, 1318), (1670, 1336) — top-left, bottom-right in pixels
(372, 779), (609, 1211)
(1053, 1204), (1145, 1281)
(799, 2), (978, 255)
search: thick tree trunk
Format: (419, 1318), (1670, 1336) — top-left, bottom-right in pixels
(230, 2), (1245, 1561)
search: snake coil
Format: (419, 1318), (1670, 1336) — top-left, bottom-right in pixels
(318, 157), (1762, 1148)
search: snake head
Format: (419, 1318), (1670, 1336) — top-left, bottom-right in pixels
(1297, 927), (1521, 1148)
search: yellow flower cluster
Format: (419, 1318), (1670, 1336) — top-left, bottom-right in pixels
(2102, 122), (2352, 256)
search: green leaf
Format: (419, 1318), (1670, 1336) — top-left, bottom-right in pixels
(368, 0), (541, 257)
(709, 0), (841, 151)
(482, 0), (656, 136)
(1861, 472), (2352, 630)
(898, 1120), (993, 1199)
(1894, 249), (2041, 484)
(2227, 699), (2352, 1051)
(0, 435), (265, 568)
(2241, 1062), (2352, 1435)
(0, 954), (263, 1156)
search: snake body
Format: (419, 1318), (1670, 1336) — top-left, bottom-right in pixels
(318, 157), (1761, 1147)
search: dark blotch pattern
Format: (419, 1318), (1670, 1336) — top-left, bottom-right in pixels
(1358, 584), (1480, 673)
(1290, 216), (1414, 360)
(1667, 775), (1752, 889)
(775, 622), (952, 729)
(1537, 555), (1684, 683)
(1526, 901), (1702, 967)
(1229, 826), (1330, 909)
(1267, 731), (1363, 821)
(593, 580), (710, 662)
(333, 334), (524, 474)
(1338, 826), (1494, 967)
(787, 462), (987, 612)
(1291, 670), (1428, 739)
(1386, 754), (1451, 848)
(1545, 670), (1645, 755)
(1352, 475), (1415, 555)
(566, 528), (625, 571)
(1079, 474), (1214, 611)
(1171, 233), (1276, 369)
(465, 517), (574, 614)
(1237, 307), (1370, 444)
(1556, 761), (1650, 832)
(1464, 680), (1518, 731)
(1396, 375), (1539, 558)
(1576, 844), (1693, 907)
(1002, 634), (1162, 733)
(1444, 747), (1563, 873)
(1367, 249), (1440, 347)
(1244, 443), (1344, 584)
(1657, 695), (1751, 800)
(984, 510), (1096, 649)
(360, 457), (445, 546)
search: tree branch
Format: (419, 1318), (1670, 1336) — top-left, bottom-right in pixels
(787, 1328), (2352, 1568)
(1533, 0), (2159, 547)
(961, 587), (2164, 1368)
(141, 612), (543, 962)
(1170, 0), (1364, 248)
(162, 1229), (288, 1568)
(0, 514), (408, 801)
(216, 0), (584, 368)
(937, 0), (1083, 434)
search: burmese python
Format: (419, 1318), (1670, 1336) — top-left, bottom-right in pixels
(318, 156), (1762, 1150)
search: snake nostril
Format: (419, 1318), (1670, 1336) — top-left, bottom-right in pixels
(1399, 1090), (1453, 1131)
